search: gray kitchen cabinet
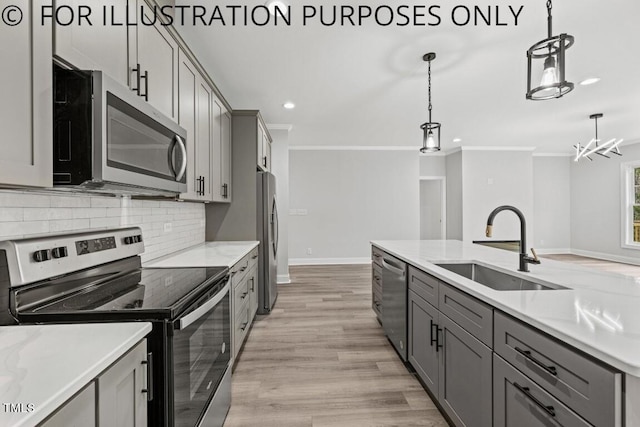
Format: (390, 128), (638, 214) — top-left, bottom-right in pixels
(494, 311), (622, 427)
(231, 247), (259, 364)
(406, 266), (492, 427)
(177, 50), (201, 201)
(97, 339), (149, 427)
(438, 313), (492, 427)
(408, 289), (439, 392)
(39, 383), (96, 427)
(439, 282), (493, 347)
(54, 0), (178, 119)
(211, 96), (232, 203)
(372, 261), (382, 320)
(0, 0), (52, 188)
(258, 121), (272, 172)
(493, 354), (591, 427)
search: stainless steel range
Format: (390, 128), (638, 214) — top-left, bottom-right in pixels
(0, 227), (231, 427)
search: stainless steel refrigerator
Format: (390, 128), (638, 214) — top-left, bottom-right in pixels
(257, 172), (278, 313)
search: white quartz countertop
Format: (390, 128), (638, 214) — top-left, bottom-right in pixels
(144, 241), (259, 268)
(0, 322), (151, 427)
(371, 240), (640, 376)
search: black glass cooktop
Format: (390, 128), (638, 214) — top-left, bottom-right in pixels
(16, 267), (228, 321)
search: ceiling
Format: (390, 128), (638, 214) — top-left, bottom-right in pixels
(175, 0), (640, 154)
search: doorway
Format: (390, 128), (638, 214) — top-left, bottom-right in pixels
(420, 177), (446, 240)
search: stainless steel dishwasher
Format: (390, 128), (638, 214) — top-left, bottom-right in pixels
(381, 252), (408, 361)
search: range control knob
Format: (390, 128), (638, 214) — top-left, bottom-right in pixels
(135, 235), (143, 243)
(33, 250), (51, 263)
(51, 247), (68, 259)
(124, 236), (133, 245)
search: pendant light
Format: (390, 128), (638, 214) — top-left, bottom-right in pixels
(420, 53), (441, 153)
(574, 114), (623, 162)
(526, 0), (574, 100)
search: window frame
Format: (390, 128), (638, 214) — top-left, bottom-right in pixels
(621, 160), (640, 250)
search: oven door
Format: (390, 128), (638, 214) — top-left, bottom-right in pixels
(172, 281), (230, 427)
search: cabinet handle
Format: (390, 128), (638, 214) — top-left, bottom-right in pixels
(430, 320), (437, 347)
(240, 321), (248, 331)
(241, 291), (248, 300)
(263, 156), (267, 167)
(240, 266), (247, 272)
(514, 347), (558, 376)
(251, 254), (258, 260)
(222, 183), (228, 198)
(141, 70), (149, 101)
(250, 277), (255, 292)
(436, 327), (443, 352)
(132, 63), (141, 95)
(513, 382), (556, 417)
(141, 352), (154, 402)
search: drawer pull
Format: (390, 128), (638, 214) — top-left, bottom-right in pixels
(515, 347), (558, 376)
(436, 327), (443, 352)
(240, 266), (247, 272)
(240, 322), (248, 331)
(251, 254), (258, 259)
(513, 382), (556, 417)
(241, 291), (248, 300)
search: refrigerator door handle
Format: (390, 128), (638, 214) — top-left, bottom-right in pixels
(271, 197), (279, 256)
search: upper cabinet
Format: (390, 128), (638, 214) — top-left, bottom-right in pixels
(0, 0), (52, 187)
(54, 0), (178, 120)
(211, 97), (232, 203)
(258, 121), (272, 172)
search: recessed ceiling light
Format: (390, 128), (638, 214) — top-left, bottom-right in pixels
(580, 77), (601, 86)
(453, 138), (462, 142)
(283, 102), (295, 109)
(266, 0), (288, 16)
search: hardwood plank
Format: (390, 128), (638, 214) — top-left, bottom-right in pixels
(224, 264), (446, 426)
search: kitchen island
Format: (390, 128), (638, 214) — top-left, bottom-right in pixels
(372, 240), (640, 427)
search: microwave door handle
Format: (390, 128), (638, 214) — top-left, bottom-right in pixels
(177, 282), (229, 330)
(174, 135), (187, 182)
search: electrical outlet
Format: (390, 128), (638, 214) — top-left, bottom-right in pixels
(163, 223), (172, 233)
(306, 248), (312, 255)
(164, 277), (173, 287)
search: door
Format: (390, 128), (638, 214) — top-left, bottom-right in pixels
(54, 0), (129, 87)
(408, 290), (439, 393)
(438, 314), (492, 427)
(0, 0), (52, 187)
(420, 179), (445, 239)
(97, 340), (148, 427)
(136, 0), (178, 119)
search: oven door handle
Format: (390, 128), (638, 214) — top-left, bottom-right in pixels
(178, 282), (229, 330)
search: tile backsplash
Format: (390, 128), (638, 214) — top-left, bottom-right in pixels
(0, 190), (205, 262)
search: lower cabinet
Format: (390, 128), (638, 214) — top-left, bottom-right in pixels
(493, 354), (592, 427)
(231, 247), (259, 364)
(40, 339), (148, 427)
(408, 288), (492, 427)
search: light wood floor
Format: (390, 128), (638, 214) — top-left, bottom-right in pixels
(223, 264), (447, 427)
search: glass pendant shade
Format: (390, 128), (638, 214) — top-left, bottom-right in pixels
(526, 1), (574, 100)
(420, 122), (441, 153)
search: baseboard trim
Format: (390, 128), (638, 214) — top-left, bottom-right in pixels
(277, 274), (291, 284)
(569, 249), (640, 266)
(289, 257), (371, 266)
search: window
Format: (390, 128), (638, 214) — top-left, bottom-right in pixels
(622, 161), (640, 248)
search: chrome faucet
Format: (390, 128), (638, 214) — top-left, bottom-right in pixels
(485, 205), (540, 272)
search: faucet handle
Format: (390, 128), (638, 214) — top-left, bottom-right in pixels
(530, 248), (539, 262)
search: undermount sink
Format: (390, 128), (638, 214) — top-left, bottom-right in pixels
(435, 263), (568, 291)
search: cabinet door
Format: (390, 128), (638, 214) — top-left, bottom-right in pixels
(210, 97), (224, 202)
(136, 0), (178, 120)
(408, 290), (439, 394)
(264, 138), (272, 172)
(54, 0), (129, 87)
(0, 0), (52, 187)
(97, 340), (148, 427)
(257, 122), (266, 170)
(178, 49), (199, 200)
(40, 383), (96, 427)
(248, 265), (259, 318)
(221, 110), (232, 202)
(196, 80), (213, 201)
(438, 314), (492, 427)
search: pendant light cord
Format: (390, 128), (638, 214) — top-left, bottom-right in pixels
(546, 0), (553, 39)
(427, 59), (432, 123)
(594, 115), (599, 147)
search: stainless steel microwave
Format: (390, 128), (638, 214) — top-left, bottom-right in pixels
(53, 64), (187, 196)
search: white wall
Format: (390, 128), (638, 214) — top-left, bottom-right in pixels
(461, 150), (534, 244)
(570, 142), (640, 264)
(0, 191), (205, 263)
(269, 127), (291, 283)
(533, 156), (571, 252)
(289, 149), (419, 263)
(420, 155), (446, 177)
(445, 151), (463, 240)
